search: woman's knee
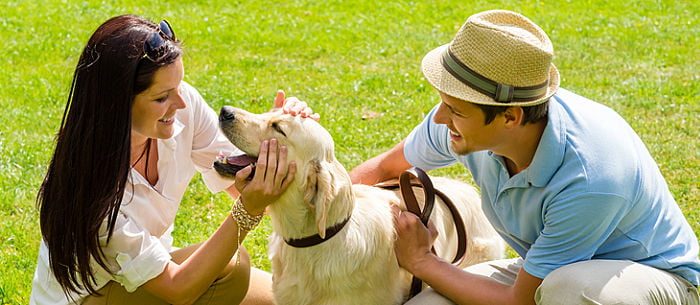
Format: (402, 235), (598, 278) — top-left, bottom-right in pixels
(223, 247), (252, 282)
(193, 248), (252, 305)
(222, 248), (253, 297)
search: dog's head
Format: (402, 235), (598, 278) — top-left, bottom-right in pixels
(214, 106), (353, 238)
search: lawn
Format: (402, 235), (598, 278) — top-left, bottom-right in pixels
(1, 0), (698, 303)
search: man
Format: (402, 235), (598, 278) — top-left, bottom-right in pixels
(350, 10), (699, 305)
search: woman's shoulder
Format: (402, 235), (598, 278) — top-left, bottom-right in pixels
(175, 81), (210, 120)
(179, 81), (204, 105)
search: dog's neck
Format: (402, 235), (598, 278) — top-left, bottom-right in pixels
(268, 162), (355, 240)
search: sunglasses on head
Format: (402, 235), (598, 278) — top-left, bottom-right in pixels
(143, 20), (176, 62)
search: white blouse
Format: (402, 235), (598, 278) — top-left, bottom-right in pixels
(30, 82), (239, 304)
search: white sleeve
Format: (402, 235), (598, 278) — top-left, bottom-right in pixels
(181, 82), (240, 193)
(99, 213), (172, 292)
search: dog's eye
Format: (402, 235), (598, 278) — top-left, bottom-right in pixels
(271, 122), (287, 137)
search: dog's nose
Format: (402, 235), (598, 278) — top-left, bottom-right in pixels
(219, 106), (236, 122)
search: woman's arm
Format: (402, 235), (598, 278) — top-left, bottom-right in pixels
(140, 91), (314, 304)
(143, 139), (294, 304)
(142, 215), (243, 304)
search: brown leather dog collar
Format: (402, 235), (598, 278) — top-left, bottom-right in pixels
(284, 215), (352, 248)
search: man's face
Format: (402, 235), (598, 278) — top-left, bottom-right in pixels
(432, 92), (505, 155)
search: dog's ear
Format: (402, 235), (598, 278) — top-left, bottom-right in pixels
(303, 159), (335, 238)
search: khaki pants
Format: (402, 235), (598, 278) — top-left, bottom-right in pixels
(405, 258), (699, 305)
(82, 247), (274, 305)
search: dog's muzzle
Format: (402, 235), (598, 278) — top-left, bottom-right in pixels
(219, 106), (236, 122)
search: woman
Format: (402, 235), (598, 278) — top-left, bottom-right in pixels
(31, 15), (314, 304)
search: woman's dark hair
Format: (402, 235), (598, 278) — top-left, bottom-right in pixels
(37, 14), (181, 298)
(477, 100), (549, 125)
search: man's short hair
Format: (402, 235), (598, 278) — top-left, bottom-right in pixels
(477, 100), (549, 125)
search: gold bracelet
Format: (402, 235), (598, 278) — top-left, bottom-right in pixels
(230, 198), (262, 232)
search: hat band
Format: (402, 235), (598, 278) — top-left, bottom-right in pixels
(441, 49), (548, 103)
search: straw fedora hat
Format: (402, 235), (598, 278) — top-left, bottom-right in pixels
(422, 10), (559, 106)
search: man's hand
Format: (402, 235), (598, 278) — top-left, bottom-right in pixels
(390, 204), (439, 274)
(272, 90), (321, 121)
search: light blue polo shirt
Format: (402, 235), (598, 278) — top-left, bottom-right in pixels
(404, 88), (700, 285)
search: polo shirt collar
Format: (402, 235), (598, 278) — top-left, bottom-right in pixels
(525, 94), (567, 187)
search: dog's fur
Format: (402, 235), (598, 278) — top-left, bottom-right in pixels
(217, 107), (504, 305)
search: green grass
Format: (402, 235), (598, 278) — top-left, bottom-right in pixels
(1, 0), (698, 303)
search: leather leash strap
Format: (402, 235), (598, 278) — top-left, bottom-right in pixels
(375, 167), (468, 299)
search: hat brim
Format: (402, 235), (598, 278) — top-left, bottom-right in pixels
(421, 44), (559, 107)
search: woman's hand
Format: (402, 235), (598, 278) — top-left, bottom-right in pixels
(272, 90), (321, 121)
(233, 138), (296, 216)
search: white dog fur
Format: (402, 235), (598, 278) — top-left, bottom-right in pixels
(218, 107), (504, 305)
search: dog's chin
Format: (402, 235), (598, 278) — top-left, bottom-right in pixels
(214, 154), (257, 180)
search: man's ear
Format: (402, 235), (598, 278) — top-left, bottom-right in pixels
(503, 106), (523, 127)
(302, 159), (335, 238)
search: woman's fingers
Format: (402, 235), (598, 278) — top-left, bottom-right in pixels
(241, 138), (295, 212)
(233, 165), (254, 191)
(265, 139), (279, 187)
(252, 140), (269, 183)
(274, 145), (289, 187)
(280, 161), (296, 190)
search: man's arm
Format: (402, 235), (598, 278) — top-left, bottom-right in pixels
(415, 256), (542, 305)
(349, 140), (412, 185)
(393, 206), (542, 305)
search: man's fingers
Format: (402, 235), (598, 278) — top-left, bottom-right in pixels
(427, 221), (439, 243)
(390, 204), (402, 223)
(300, 106), (313, 118)
(291, 101), (308, 115)
(273, 90), (285, 109)
(283, 97), (301, 115)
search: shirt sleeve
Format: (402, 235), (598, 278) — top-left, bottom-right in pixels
(523, 192), (631, 279)
(99, 213), (172, 292)
(404, 104), (458, 170)
(181, 82), (240, 193)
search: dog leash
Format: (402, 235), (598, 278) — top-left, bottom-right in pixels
(375, 167), (468, 299)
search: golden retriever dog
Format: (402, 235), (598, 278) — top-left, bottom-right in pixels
(214, 106), (505, 305)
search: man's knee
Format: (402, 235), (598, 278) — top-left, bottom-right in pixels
(535, 263), (593, 305)
(404, 288), (455, 305)
(535, 260), (693, 305)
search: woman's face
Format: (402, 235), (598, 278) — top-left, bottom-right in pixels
(131, 57), (186, 141)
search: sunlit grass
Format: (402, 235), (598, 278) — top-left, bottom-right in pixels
(1, 0), (698, 303)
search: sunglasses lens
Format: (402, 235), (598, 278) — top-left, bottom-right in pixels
(146, 33), (163, 55)
(145, 33), (164, 57)
(159, 20), (175, 40)
(144, 20), (175, 61)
